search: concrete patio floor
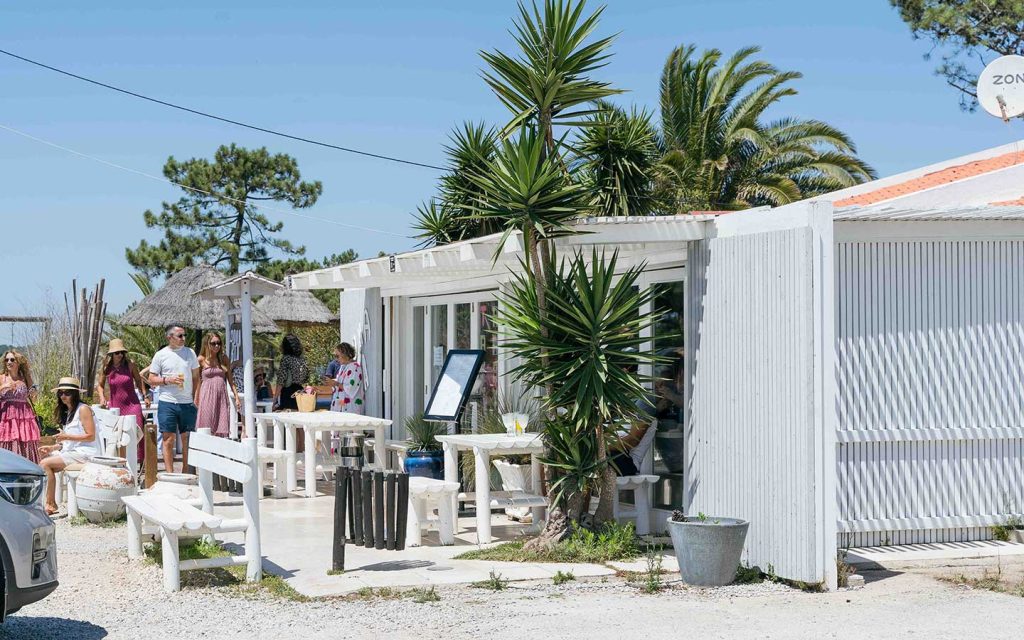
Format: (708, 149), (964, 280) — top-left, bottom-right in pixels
(212, 478), (677, 597)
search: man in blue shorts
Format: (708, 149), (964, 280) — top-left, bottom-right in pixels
(147, 324), (201, 473)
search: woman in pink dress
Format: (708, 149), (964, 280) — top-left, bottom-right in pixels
(0, 350), (41, 463)
(95, 338), (148, 462)
(194, 332), (240, 438)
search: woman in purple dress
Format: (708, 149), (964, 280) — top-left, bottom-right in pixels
(194, 332), (240, 438)
(0, 350), (40, 463)
(95, 339), (148, 461)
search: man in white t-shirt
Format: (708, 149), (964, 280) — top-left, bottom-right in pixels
(148, 324), (201, 473)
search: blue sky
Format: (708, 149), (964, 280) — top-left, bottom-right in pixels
(0, 0), (1018, 330)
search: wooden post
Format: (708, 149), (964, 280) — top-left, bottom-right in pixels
(144, 423), (158, 488)
(242, 437), (261, 583)
(361, 470), (374, 548)
(352, 469), (364, 546)
(373, 471), (385, 550)
(332, 468), (348, 572)
(395, 473), (409, 551)
(385, 472), (397, 550)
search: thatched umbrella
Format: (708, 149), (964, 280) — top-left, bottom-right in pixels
(119, 265), (279, 333)
(255, 288), (336, 332)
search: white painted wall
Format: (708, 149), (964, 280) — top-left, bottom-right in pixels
(686, 202), (837, 588)
(339, 287), (383, 421)
(836, 239), (1024, 546)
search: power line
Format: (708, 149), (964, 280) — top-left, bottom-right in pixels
(0, 123), (411, 239)
(0, 47), (447, 171)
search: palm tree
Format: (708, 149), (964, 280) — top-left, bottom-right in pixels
(574, 102), (660, 217)
(654, 44), (875, 211)
(413, 123), (504, 248)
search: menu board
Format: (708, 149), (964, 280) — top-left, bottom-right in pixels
(424, 349), (485, 422)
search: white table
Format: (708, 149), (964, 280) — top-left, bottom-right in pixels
(435, 433), (545, 544)
(255, 412), (391, 498)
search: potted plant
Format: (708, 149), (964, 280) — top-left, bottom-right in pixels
(403, 414), (446, 480)
(667, 510), (749, 586)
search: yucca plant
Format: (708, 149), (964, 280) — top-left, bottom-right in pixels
(498, 248), (663, 528)
(404, 413), (446, 453)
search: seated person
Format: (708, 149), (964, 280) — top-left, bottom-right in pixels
(38, 378), (102, 515)
(609, 414), (657, 477)
(254, 368), (272, 401)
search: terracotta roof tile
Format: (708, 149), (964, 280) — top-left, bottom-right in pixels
(991, 197), (1024, 206)
(835, 151), (1024, 208)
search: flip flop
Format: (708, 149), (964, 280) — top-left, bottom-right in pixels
(45, 505), (59, 516)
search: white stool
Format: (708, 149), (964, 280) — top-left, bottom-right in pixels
(612, 475), (659, 536)
(406, 477), (460, 546)
(257, 446), (288, 499)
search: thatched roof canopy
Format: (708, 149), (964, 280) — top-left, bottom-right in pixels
(119, 265), (280, 333)
(255, 288), (336, 328)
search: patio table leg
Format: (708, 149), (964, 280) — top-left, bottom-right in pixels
(474, 446), (491, 544)
(373, 425), (386, 472)
(285, 423), (297, 492)
(442, 441), (458, 532)
(304, 427), (317, 498)
(530, 452), (545, 529)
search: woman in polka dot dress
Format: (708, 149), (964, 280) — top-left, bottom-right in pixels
(329, 342), (365, 414)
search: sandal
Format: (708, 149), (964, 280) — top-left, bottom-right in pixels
(45, 504), (59, 516)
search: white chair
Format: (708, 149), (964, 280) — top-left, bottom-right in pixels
(612, 422), (659, 536)
(123, 428), (262, 592)
(406, 477), (461, 546)
(363, 438), (410, 471)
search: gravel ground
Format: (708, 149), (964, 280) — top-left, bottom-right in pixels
(3, 519), (1023, 640)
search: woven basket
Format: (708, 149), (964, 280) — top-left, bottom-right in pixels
(294, 393), (317, 413)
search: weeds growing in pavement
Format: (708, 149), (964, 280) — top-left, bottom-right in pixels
(456, 522), (643, 563)
(552, 570), (576, 585)
(473, 569), (508, 591)
(638, 546), (663, 594)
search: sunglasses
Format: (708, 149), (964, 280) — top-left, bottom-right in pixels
(57, 389), (75, 396)
(170, 333), (185, 339)
(209, 341), (221, 346)
(4, 357), (16, 363)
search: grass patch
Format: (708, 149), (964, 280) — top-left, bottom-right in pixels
(346, 586), (441, 603)
(552, 570), (575, 585)
(472, 569), (508, 591)
(942, 569), (1024, 598)
(69, 514), (126, 528)
(456, 522), (644, 564)
(327, 569), (344, 576)
(143, 538), (308, 601)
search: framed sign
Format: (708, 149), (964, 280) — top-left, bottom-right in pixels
(423, 349), (485, 422)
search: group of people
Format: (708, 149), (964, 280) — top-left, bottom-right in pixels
(0, 324), (365, 514)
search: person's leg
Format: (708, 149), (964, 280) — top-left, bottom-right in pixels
(40, 454), (67, 513)
(179, 404), (197, 471)
(158, 403), (180, 473)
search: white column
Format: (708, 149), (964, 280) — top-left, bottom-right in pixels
(240, 279), (255, 439)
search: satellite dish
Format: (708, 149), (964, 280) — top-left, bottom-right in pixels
(977, 55), (1024, 121)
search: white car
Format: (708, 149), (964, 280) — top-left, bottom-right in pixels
(0, 448), (58, 623)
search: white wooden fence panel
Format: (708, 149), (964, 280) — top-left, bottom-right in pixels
(686, 202), (836, 586)
(836, 240), (1024, 546)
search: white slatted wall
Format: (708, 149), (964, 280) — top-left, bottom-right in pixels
(687, 220), (834, 585)
(836, 240), (1024, 547)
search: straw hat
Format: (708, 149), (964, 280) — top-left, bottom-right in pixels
(107, 338), (127, 354)
(52, 376), (84, 392)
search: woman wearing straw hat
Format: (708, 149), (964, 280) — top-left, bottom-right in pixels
(95, 339), (148, 461)
(38, 377), (102, 515)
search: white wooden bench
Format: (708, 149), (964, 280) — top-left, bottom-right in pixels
(406, 477), (461, 546)
(58, 406), (139, 518)
(123, 428), (261, 592)
(363, 438), (410, 471)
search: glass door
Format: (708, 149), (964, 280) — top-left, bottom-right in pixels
(648, 279), (686, 509)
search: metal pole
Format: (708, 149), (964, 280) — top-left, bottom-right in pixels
(332, 468), (348, 572)
(385, 472), (397, 550)
(373, 471), (385, 550)
(351, 469), (364, 546)
(361, 470), (374, 548)
(395, 473), (409, 551)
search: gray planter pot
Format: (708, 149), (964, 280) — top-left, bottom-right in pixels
(667, 516), (749, 586)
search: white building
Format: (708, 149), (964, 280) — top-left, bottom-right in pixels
(291, 140), (1024, 588)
